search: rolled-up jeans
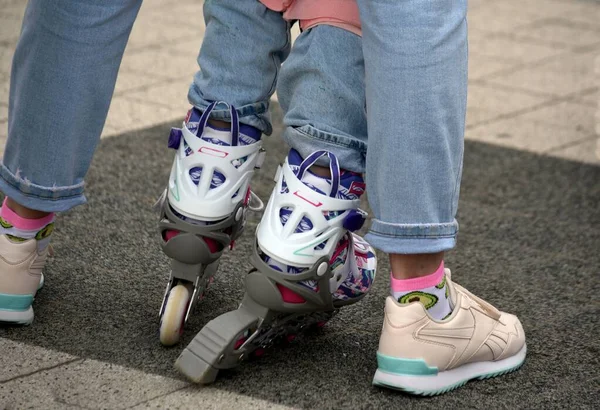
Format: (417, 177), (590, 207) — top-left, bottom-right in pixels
(0, 0), (467, 254)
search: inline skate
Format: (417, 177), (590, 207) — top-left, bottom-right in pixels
(175, 149), (377, 382)
(157, 102), (265, 346)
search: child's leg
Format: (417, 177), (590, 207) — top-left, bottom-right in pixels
(0, 0), (142, 325)
(157, 0), (291, 345)
(175, 24), (375, 384)
(187, 0), (291, 134)
(354, 0), (526, 395)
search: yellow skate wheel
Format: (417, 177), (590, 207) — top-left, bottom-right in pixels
(160, 283), (192, 346)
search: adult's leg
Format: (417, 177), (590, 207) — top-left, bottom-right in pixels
(1, 0), (143, 213)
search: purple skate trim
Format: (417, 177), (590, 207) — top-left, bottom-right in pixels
(168, 128), (182, 149)
(343, 209), (366, 232)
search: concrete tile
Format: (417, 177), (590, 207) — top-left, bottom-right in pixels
(515, 100), (598, 136)
(465, 115), (590, 153)
(130, 386), (298, 410)
(113, 70), (170, 97)
(487, 59), (596, 97)
(562, 6), (600, 28)
(468, 30), (564, 64)
(0, 0), (27, 18)
(120, 47), (198, 80)
(467, 5), (542, 34)
(578, 89), (599, 106)
(0, 102), (7, 122)
(127, 9), (200, 51)
(516, 19), (600, 48)
(0, 339), (77, 383)
(467, 83), (547, 125)
(0, 14), (22, 45)
(468, 53), (517, 80)
(549, 136), (600, 165)
(0, 44), (15, 78)
(495, 0), (600, 19)
(0, 76), (9, 104)
(124, 81), (192, 114)
(103, 97), (182, 137)
(466, 107), (495, 127)
(0, 358), (188, 409)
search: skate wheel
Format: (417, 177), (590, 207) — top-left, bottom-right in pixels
(286, 334), (297, 343)
(316, 321), (328, 328)
(253, 348), (265, 358)
(159, 284), (191, 346)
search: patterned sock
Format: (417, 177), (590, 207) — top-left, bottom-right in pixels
(391, 261), (453, 320)
(0, 199), (55, 249)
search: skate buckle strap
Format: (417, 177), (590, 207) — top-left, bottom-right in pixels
(197, 101), (240, 146)
(297, 151), (341, 198)
(168, 128), (183, 149)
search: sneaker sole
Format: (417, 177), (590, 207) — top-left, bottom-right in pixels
(0, 306), (34, 325)
(372, 344), (526, 396)
(0, 273), (43, 326)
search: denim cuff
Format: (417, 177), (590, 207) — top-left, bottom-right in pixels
(282, 125), (366, 173)
(190, 100), (274, 135)
(0, 162), (86, 212)
(365, 219), (459, 254)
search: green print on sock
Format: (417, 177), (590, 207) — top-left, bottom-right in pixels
(399, 291), (438, 309)
(0, 217), (13, 229)
(6, 234), (27, 243)
(435, 274), (446, 289)
(35, 223), (54, 240)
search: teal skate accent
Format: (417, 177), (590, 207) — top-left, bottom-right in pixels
(171, 178), (180, 202)
(376, 352), (438, 375)
(0, 293), (34, 311)
(293, 237), (331, 257)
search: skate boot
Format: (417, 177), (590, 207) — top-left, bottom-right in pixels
(0, 200), (53, 325)
(176, 149), (377, 383)
(157, 102), (265, 346)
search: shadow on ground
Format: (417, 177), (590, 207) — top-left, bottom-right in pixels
(1, 105), (598, 409)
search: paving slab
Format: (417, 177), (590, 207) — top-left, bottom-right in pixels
(465, 114), (591, 152)
(0, 358), (187, 409)
(0, 339), (77, 383)
(466, 83), (548, 126)
(549, 136), (600, 165)
(515, 18), (600, 49)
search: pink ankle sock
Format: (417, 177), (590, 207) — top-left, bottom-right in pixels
(390, 261), (445, 292)
(1, 198), (55, 231)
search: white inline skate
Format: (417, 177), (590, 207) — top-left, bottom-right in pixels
(175, 149), (377, 382)
(157, 102), (265, 346)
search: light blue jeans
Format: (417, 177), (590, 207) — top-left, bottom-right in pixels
(1, 0), (467, 254)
